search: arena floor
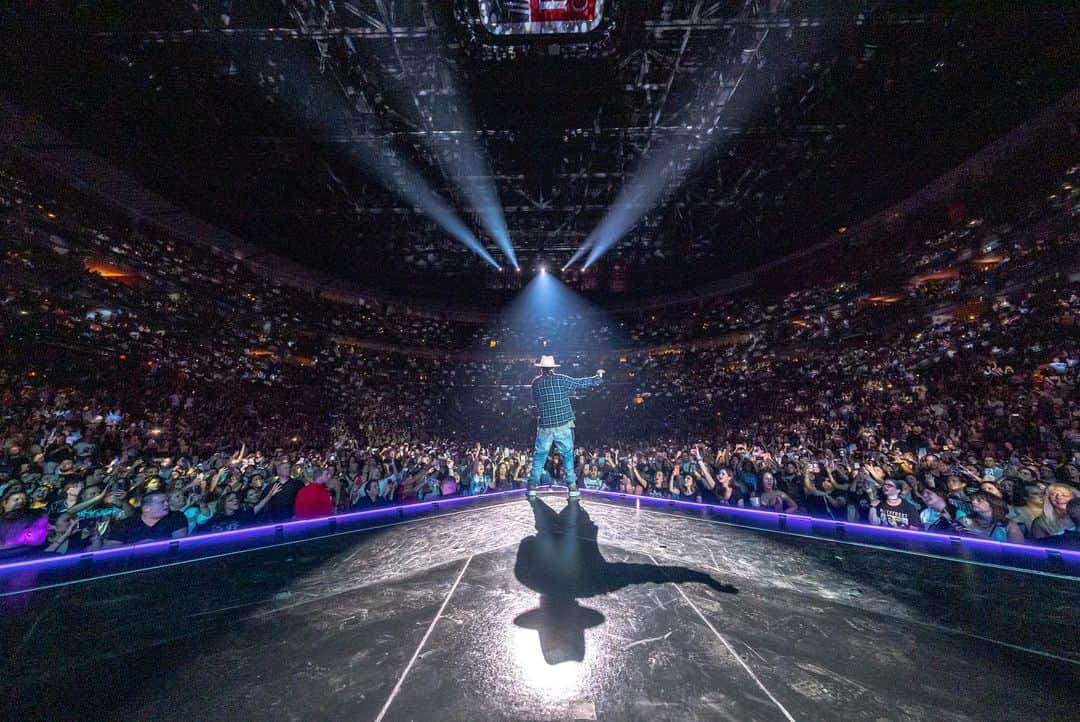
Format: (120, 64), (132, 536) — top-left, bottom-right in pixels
(3, 493), (1078, 721)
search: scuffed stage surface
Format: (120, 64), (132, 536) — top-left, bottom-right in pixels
(3, 493), (1078, 721)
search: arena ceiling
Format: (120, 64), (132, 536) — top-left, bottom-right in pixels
(2, 1), (1079, 300)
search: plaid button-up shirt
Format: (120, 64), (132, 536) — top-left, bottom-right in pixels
(531, 372), (603, 428)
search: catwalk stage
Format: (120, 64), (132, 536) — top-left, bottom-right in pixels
(2, 492), (1078, 721)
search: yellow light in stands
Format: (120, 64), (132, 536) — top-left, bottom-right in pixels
(912, 268), (960, 287)
(85, 259), (139, 283)
(90, 267), (127, 279)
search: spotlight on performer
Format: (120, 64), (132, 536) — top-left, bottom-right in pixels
(487, 266), (628, 357)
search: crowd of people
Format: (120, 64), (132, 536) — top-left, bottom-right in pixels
(2, 418), (1078, 555)
(1, 161), (1079, 556)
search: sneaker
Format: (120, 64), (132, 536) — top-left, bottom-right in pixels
(567, 485), (580, 499)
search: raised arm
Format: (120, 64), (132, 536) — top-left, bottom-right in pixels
(827, 461), (852, 491)
(401, 463), (437, 497)
(802, 465), (819, 498)
(693, 447), (716, 491)
(867, 483), (883, 525)
(65, 482), (114, 515)
(565, 369), (605, 390)
(253, 481), (285, 515)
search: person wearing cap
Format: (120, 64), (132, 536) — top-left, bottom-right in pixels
(526, 356), (604, 499)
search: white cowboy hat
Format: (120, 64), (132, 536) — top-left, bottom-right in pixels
(534, 355), (560, 368)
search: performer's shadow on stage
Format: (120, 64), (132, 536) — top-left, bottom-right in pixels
(513, 497), (737, 664)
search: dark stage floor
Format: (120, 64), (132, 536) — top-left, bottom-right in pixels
(3, 493), (1078, 721)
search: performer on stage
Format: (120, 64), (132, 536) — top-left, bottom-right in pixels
(527, 355), (604, 498)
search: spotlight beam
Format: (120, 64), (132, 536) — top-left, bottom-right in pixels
(567, 173), (656, 269)
(368, 9), (516, 269)
(455, 149), (518, 269)
(389, 162), (502, 269)
(328, 133), (500, 270)
(273, 41), (500, 270)
(567, 19), (776, 270)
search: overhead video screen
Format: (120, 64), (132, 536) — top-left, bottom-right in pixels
(479, 0), (605, 35)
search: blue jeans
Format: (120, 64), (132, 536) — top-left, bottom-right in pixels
(528, 422), (577, 488)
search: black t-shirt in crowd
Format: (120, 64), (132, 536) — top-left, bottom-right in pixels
(354, 494), (389, 509)
(200, 508), (255, 534)
(874, 498), (921, 528)
(805, 490), (845, 519)
(268, 477), (305, 521)
(107, 511), (188, 544)
(726, 481), (749, 507)
(696, 477), (745, 506)
(695, 484), (721, 506)
(777, 473), (802, 500)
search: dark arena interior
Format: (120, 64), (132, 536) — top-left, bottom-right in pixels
(1, 2), (1079, 721)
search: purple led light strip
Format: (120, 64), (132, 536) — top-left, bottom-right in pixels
(0, 488), (524, 575)
(2, 485), (1076, 578)
(581, 488), (1080, 562)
